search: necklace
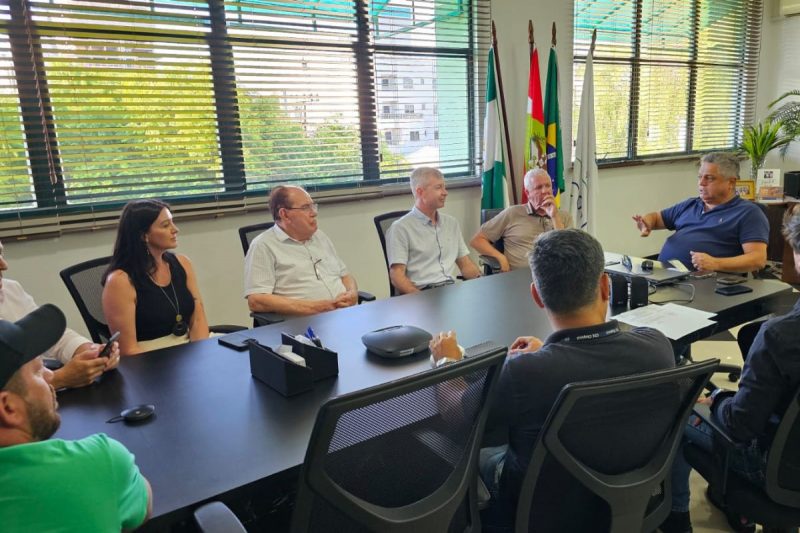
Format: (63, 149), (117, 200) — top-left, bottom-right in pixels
(149, 268), (188, 337)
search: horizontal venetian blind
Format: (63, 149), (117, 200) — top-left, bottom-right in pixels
(225, 1), (363, 191)
(0, 0), (489, 237)
(369, 0), (491, 179)
(573, 0), (762, 162)
(28, 0), (223, 206)
(227, 0), (490, 190)
(0, 23), (35, 212)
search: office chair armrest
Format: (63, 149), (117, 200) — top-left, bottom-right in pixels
(358, 290), (376, 303)
(479, 254), (501, 275)
(250, 312), (286, 327)
(688, 401), (752, 504)
(692, 402), (745, 450)
(476, 476), (491, 510)
(209, 325), (247, 335)
(194, 501), (247, 533)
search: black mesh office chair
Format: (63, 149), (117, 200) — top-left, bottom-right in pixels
(684, 385), (800, 531)
(194, 343), (508, 533)
(478, 207), (506, 275)
(238, 221), (275, 255)
(508, 359), (718, 533)
(238, 221), (283, 326)
(59, 256), (114, 343)
(374, 210), (409, 297)
(237, 221), (375, 326)
(751, 202), (773, 278)
(736, 320), (765, 364)
(60, 256), (244, 340)
(701, 319), (766, 389)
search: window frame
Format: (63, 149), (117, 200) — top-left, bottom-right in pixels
(572, 0), (762, 166)
(0, 0), (488, 231)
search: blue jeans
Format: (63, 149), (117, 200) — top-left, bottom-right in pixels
(671, 416), (767, 512)
(479, 445), (507, 501)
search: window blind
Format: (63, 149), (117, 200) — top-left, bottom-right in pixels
(573, 0), (762, 162)
(0, 0), (489, 237)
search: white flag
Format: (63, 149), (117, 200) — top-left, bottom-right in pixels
(571, 47), (599, 234)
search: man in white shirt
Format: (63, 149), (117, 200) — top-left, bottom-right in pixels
(0, 241), (120, 389)
(244, 185), (360, 316)
(387, 167), (481, 294)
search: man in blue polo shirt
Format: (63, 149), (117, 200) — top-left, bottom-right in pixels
(632, 152), (768, 272)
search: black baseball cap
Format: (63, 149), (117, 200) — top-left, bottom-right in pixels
(0, 304), (66, 389)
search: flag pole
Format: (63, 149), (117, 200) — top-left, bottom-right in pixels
(491, 21), (518, 204)
(552, 21), (557, 46)
(529, 20), (534, 54)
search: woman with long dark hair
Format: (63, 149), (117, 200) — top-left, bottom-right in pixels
(102, 199), (210, 355)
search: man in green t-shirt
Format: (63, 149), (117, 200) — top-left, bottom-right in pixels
(0, 304), (152, 532)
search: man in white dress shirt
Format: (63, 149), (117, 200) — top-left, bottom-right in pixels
(244, 185), (360, 316)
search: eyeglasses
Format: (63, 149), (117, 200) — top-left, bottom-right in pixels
(285, 202), (319, 213)
(312, 258), (322, 280)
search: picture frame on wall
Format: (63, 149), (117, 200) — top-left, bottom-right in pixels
(736, 180), (756, 200)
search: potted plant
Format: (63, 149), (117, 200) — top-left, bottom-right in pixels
(768, 90), (800, 155)
(738, 118), (792, 179)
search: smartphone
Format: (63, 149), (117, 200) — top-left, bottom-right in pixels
(218, 332), (253, 351)
(717, 276), (747, 286)
(715, 284), (753, 296)
(100, 331), (121, 358)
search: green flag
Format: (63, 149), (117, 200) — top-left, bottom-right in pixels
(481, 46), (507, 209)
(544, 46), (564, 207)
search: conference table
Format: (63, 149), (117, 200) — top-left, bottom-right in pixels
(53, 267), (793, 530)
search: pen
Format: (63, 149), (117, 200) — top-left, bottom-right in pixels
(306, 326), (322, 348)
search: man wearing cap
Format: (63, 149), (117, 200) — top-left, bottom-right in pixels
(0, 304), (151, 531)
(0, 240), (120, 388)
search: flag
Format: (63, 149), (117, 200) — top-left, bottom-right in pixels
(522, 43), (545, 205)
(481, 46), (507, 210)
(544, 46), (564, 207)
(571, 45), (599, 234)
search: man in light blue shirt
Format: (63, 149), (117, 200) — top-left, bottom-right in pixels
(387, 167), (481, 294)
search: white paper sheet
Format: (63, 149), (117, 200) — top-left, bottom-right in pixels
(614, 303), (717, 340)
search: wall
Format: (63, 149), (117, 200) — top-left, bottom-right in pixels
(490, 0), (698, 255)
(759, 0), (800, 173)
(7, 0), (787, 339)
(4, 187), (481, 336)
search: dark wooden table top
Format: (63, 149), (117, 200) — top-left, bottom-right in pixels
(52, 267), (792, 526)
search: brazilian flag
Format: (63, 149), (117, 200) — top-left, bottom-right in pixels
(544, 46), (564, 207)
